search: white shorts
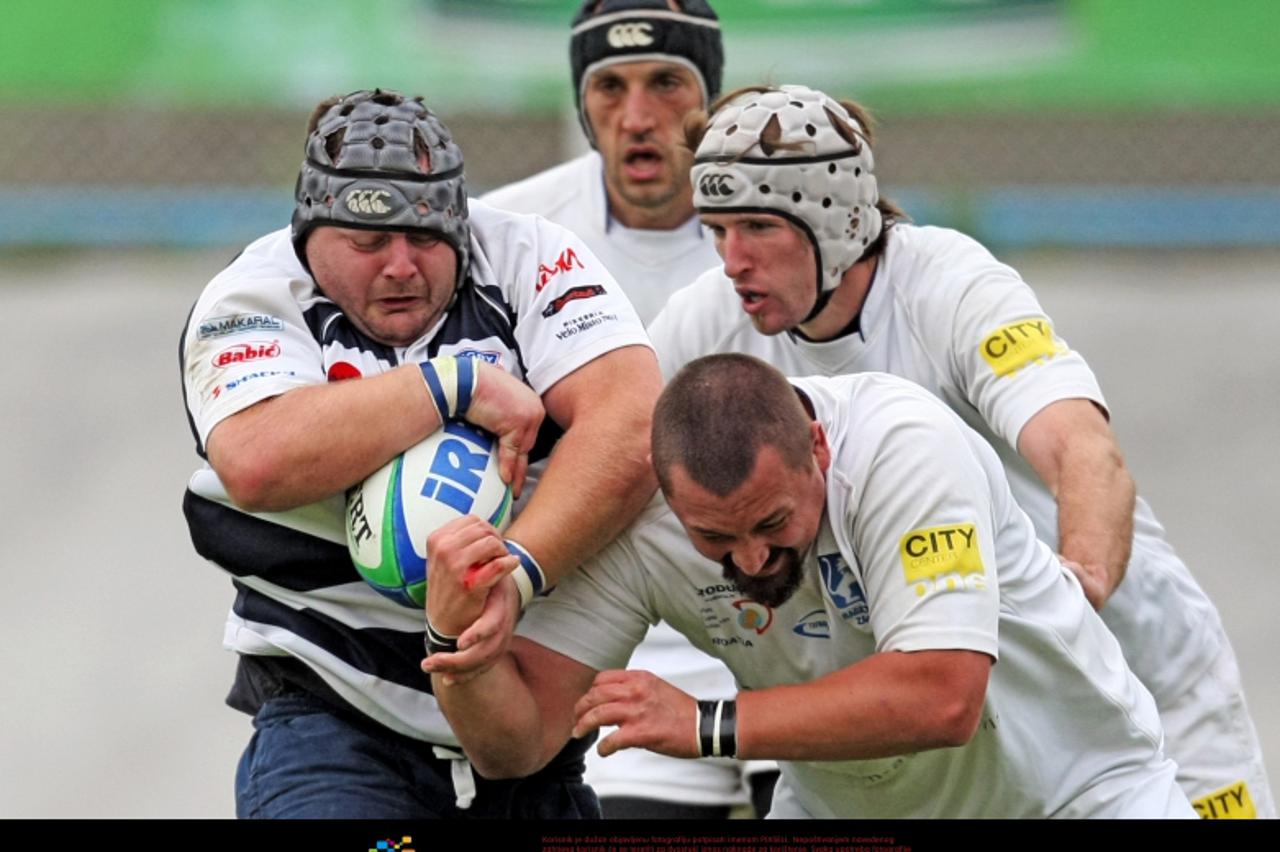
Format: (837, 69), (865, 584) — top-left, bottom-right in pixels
(1159, 636), (1275, 819)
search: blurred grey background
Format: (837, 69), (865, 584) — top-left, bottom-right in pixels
(1, 0), (1277, 818)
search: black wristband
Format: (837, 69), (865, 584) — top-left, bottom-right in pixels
(424, 616), (460, 657)
(697, 699), (738, 758)
(697, 700), (717, 757)
(717, 698), (738, 759)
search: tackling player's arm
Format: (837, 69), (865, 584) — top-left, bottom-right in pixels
(575, 649), (991, 761)
(423, 519), (599, 779)
(1017, 398), (1135, 609)
(206, 360), (543, 512)
(433, 637), (598, 779)
(502, 343), (662, 586)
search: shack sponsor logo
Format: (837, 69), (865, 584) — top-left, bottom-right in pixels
(979, 318), (1066, 377)
(541, 284), (607, 318)
(536, 247), (585, 292)
(212, 340), (281, 368)
(1193, 781), (1258, 819)
(554, 310), (619, 341)
(733, 599), (773, 635)
(220, 369), (298, 395)
(818, 553), (869, 625)
(899, 523), (985, 598)
(197, 313), (283, 340)
(793, 609), (830, 639)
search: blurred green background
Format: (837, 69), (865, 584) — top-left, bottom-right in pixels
(2, 0), (1280, 245)
(2, 0), (1278, 247)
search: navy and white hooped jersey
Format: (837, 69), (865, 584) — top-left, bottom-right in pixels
(179, 200), (650, 745)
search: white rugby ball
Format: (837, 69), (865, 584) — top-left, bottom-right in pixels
(345, 419), (513, 608)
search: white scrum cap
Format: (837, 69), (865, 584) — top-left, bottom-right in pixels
(691, 84), (881, 296)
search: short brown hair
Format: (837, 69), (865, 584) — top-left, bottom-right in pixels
(652, 354), (814, 497)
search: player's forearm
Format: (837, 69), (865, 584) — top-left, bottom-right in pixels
(735, 650), (991, 761)
(1055, 434), (1135, 601)
(432, 655), (555, 779)
(208, 365), (439, 512)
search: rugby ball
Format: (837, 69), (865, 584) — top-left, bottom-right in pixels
(345, 419), (513, 608)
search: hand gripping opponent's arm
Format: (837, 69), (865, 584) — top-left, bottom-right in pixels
(422, 516), (599, 778)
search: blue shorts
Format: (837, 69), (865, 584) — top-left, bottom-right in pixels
(235, 693), (600, 820)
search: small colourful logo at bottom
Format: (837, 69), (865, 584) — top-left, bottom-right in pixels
(371, 838), (415, 852)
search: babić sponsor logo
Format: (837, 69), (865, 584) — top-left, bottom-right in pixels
(899, 523), (985, 598)
(979, 318), (1065, 377)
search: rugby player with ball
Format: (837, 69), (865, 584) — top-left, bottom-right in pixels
(180, 88), (660, 819)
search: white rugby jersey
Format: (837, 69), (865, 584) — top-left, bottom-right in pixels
(519, 373), (1184, 818)
(648, 223), (1223, 704)
(180, 201), (650, 745)
(481, 151), (721, 325)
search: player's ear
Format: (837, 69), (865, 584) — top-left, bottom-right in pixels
(810, 421), (831, 474)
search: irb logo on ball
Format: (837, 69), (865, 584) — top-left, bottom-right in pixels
(421, 421), (497, 514)
(346, 419), (513, 608)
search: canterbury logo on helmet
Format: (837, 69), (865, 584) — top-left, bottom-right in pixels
(344, 189), (394, 217)
(698, 173), (736, 198)
(607, 22), (654, 48)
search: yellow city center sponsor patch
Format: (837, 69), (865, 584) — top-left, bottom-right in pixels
(899, 524), (985, 597)
(979, 318), (1065, 377)
(1192, 781), (1258, 819)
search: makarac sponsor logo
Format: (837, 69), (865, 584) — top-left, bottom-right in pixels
(899, 523), (985, 598)
(212, 340), (281, 368)
(197, 313), (283, 340)
(369, 836), (416, 852)
(607, 21), (654, 48)
(979, 318), (1065, 377)
(793, 609), (830, 639)
(817, 552), (869, 625)
(733, 599), (772, 634)
(536, 247), (585, 292)
(1193, 781), (1258, 819)
(541, 284), (607, 318)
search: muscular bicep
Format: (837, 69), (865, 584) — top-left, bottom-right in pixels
(540, 344), (661, 429)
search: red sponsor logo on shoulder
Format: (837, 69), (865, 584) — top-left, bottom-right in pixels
(212, 340), (281, 368)
(541, 284), (607, 318)
(536, 247), (585, 292)
(327, 361), (363, 382)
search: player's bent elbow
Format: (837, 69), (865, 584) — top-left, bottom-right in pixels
(209, 444), (291, 513)
(930, 694), (985, 748)
(465, 745), (553, 781)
